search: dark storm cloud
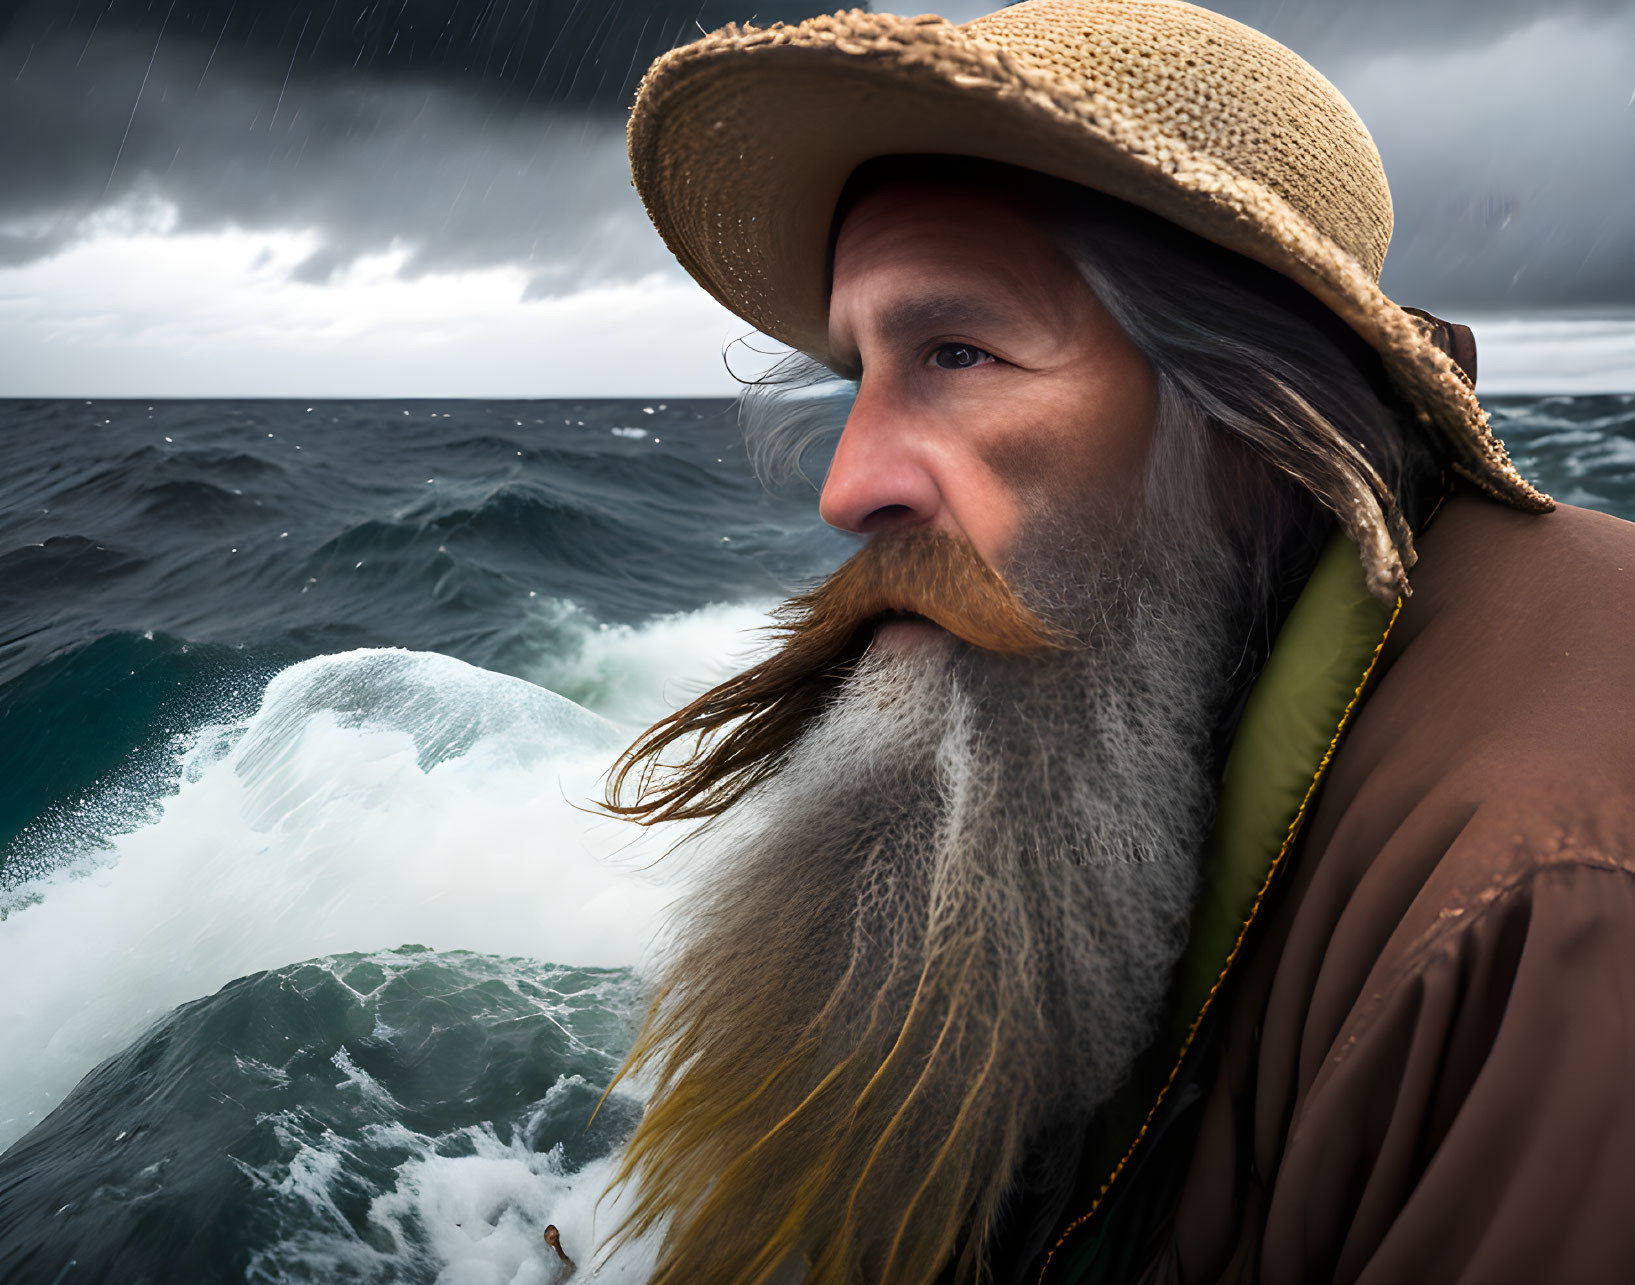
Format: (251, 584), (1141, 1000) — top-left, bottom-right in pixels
(1, 0), (835, 108)
(0, 0), (1630, 312)
(0, 29), (674, 292)
(1198, 0), (1635, 313)
(1208, 0), (1632, 61)
(7, 0), (1620, 93)
(0, 0), (855, 291)
(1334, 16), (1635, 313)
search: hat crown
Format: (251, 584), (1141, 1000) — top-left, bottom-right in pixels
(961, 0), (1393, 280)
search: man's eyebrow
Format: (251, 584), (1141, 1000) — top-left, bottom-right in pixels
(829, 294), (1028, 371)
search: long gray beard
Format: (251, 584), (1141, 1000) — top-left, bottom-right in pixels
(626, 520), (1247, 1283)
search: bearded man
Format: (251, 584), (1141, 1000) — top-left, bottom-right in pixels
(592, 2), (1635, 1283)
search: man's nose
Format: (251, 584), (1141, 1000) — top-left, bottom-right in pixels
(817, 387), (941, 535)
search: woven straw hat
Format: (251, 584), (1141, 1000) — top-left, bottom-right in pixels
(627, 0), (1551, 594)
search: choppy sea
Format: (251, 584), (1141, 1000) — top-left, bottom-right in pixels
(1, 393), (1632, 1282)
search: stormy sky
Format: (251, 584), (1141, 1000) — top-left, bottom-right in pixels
(0, 0), (1631, 395)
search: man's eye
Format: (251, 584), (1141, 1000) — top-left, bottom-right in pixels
(930, 343), (996, 370)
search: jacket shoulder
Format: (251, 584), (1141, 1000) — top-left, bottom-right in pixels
(1263, 855), (1635, 1285)
(1280, 490), (1635, 1068)
(1393, 493), (1635, 658)
(1150, 495), (1635, 1285)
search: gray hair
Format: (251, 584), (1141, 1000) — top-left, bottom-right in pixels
(737, 161), (1443, 606)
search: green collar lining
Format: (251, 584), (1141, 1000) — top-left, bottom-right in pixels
(1038, 530), (1401, 1283)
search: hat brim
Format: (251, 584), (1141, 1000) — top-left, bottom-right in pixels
(628, 10), (1550, 516)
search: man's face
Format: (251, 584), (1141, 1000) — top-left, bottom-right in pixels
(608, 179), (1268, 1282)
(824, 177), (1161, 644)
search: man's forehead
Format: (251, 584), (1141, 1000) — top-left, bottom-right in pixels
(825, 182), (1079, 368)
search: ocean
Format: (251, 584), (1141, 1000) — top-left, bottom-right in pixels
(1, 393), (1632, 1281)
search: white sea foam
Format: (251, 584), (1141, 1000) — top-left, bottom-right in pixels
(0, 595), (777, 1151)
(247, 1118), (656, 1284)
(527, 598), (777, 729)
(0, 597), (788, 1278)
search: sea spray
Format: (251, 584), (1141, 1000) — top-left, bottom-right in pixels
(524, 597), (777, 729)
(0, 948), (658, 1283)
(0, 648), (686, 1151)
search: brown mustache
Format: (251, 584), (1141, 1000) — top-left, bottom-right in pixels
(603, 527), (1070, 824)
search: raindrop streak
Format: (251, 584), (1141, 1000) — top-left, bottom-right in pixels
(76, 0), (111, 68)
(616, 9), (655, 101)
(196, 3), (236, 96)
(103, 0), (176, 201)
(270, 12), (312, 132)
(311, 0), (343, 53)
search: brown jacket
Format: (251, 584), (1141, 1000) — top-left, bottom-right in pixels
(1038, 491), (1635, 1283)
